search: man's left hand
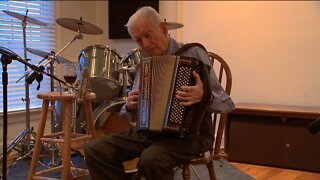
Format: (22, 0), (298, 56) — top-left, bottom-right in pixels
(175, 71), (203, 106)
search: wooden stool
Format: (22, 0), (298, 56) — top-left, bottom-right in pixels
(28, 91), (96, 180)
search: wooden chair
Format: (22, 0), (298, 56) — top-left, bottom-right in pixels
(135, 52), (233, 180)
(181, 52), (232, 180)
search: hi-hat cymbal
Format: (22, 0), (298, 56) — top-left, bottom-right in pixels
(56, 17), (103, 35)
(26, 47), (72, 64)
(3, 10), (47, 26)
(165, 22), (184, 30)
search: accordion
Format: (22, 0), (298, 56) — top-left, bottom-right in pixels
(137, 55), (203, 137)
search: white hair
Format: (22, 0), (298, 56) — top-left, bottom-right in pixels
(126, 6), (164, 36)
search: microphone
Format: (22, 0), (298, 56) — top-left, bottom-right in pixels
(308, 117), (320, 135)
(25, 66), (45, 84)
(77, 67), (90, 103)
(25, 71), (38, 84)
(0, 46), (22, 61)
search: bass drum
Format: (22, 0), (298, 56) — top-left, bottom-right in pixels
(93, 97), (130, 136)
(78, 45), (122, 101)
(55, 100), (102, 134)
(93, 97), (139, 173)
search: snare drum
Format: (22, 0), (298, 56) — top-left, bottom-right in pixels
(79, 45), (122, 101)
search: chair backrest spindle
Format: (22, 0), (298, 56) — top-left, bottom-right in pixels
(208, 52), (232, 158)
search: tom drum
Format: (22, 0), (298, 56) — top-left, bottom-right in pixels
(79, 45), (122, 101)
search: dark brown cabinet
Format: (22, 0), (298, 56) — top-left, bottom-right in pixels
(227, 103), (320, 173)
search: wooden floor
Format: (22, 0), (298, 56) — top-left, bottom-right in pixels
(3, 151), (320, 179)
(230, 162), (320, 180)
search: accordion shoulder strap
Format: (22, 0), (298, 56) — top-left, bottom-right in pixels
(190, 61), (213, 136)
(173, 42), (214, 137)
(174, 42), (208, 55)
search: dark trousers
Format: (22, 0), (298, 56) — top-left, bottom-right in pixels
(84, 126), (207, 180)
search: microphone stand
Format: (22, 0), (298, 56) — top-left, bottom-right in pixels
(1, 53), (13, 180)
(0, 49), (74, 171)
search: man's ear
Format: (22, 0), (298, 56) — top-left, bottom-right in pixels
(159, 22), (168, 35)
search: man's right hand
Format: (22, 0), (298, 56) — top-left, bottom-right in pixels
(126, 89), (139, 111)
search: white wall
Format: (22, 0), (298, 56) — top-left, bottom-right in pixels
(180, 1), (320, 107)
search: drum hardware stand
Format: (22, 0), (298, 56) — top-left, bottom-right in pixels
(44, 31), (84, 167)
(4, 10), (38, 165)
(118, 60), (135, 99)
(46, 60), (60, 167)
(17, 29), (83, 84)
(120, 67), (129, 98)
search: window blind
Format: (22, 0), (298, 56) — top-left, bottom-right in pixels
(0, 1), (55, 113)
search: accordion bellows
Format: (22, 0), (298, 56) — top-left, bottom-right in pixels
(138, 55), (203, 137)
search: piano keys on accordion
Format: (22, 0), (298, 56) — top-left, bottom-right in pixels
(137, 55), (203, 137)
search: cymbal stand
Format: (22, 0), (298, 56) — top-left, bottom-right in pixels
(56, 31), (83, 58)
(122, 68), (129, 98)
(16, 30), (83, 84)
(117, 63), (131, 100)
(5, 10), (37, 163)
(16, 54), (50, 83)
(44, 30), (83, 67)
(42, 31), (83, 167)
(46, 60), (60, 167)
(22, 10), (33, 155)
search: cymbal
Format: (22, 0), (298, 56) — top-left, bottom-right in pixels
(56, 17), (103, 35)
(3, 10), (47, 26)
(165, 22), (184, 30)
(26, 47), (72, 64)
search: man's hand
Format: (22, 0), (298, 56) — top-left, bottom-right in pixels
(126, 89), (139, 111)
(175, 71), (204, 106)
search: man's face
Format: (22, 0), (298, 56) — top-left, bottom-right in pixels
(129, 18), (169, 56)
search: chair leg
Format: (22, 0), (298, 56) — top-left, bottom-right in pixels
(214, 114), (227, 156)
(206, 161), (217, 180)
(182, 164), (190, 180)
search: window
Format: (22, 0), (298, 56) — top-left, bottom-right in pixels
(0, 1), (55, 113)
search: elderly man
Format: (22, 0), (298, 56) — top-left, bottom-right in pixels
(84, 6), (234, 180)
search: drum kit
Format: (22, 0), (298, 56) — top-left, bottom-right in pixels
(1, 9), (184, 174)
